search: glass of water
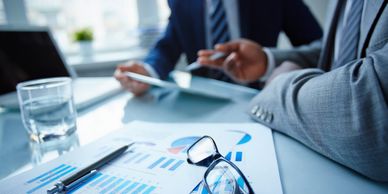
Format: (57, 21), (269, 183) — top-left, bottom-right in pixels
(17, 77), (77, 143)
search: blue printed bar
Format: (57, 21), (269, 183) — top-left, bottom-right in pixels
(99, 176), (116, 188)
(148, 157), (166, 169)
(111, 180), (131, 193)
(26, 167), (77, 194)
(168, 160), (184, 171)
(143, 186), (157, 194)
(235, 152), (242, 161)
(225, 152), (232, 161)
(26, 164), (67, 184)
(124, 153), (142, 164)
(160, 159), (175, 168)
(135, 154), (150, 164)
(201, 184), (209, 194)
(67, 172), (103, 194)
(121, 182), (140, 194)
(89, 175), (109, 187)
(100, 178), (123, 194)
(39, 165), (72, 182)
(132, 183), (148, 194)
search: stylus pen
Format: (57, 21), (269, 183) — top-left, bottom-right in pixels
(185, 52), (226, 72)
(47, 143), (134, 194)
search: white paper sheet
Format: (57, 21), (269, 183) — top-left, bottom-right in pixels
(0, 122), (283, 194)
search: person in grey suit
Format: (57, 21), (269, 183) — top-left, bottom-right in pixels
(197, 0), (388, 182)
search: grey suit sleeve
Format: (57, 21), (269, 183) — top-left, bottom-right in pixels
(270, 39), (322, 68)
(249, 43), (388, 181)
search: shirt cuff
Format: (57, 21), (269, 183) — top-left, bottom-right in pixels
(259, 48), (276, 82)
(142, 62), (160, 79)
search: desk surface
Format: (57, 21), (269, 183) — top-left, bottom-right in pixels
(0, 77), (387, 194)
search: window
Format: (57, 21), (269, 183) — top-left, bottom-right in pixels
(0, 0), (6, 24)
(25, 0), (170, 55)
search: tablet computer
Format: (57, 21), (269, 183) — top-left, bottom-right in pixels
(125, 72), (231, 100)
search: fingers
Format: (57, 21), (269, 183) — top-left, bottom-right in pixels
(126, 81), (149, 96)
(197, 57), (224, 69)
(197, 50), (224, 69)
(223, 52), (240, 70)
(197, 39), (246, 69)
(119, 76), (150, 96)
(114, 61), (150, 95)
(214, 40), (241, 53)
(198, 50), (217, 57)
(222, 53), (244, 82)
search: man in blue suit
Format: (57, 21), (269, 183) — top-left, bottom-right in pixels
(115, 0), (322, 95)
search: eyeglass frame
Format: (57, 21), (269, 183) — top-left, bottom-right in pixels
(187, 136), (255, 194)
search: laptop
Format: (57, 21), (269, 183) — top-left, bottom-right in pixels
(0, 26), (123, 110)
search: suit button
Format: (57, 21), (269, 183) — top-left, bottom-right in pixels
(255, 111), (263, 120)
(256, 107), (263, 115)
(251, 105), (259, 115)
(265, 113), (273, 123)
(259, 109), (267, 121)
(259, 112), (266, 121)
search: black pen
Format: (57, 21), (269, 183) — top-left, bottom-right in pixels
(47, 143), (134, 194)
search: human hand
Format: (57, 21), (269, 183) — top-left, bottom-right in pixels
(114, 61), (151, 96)
(197, 39), (268, 84)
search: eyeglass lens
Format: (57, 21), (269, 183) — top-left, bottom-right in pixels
(188, 136), (218, 164)
(205, 160), (249, 194)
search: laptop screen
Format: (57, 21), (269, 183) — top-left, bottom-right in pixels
(0, 30), (70, 95)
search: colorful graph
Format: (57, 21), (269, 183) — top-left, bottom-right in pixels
(228, 130), (252, 145)
(121, 151), (185, 172)
(224, 130), (252, 162)
(168, 136), (201, 154)
(25, 164), (77, 194)
(225, 151), (243, 162)
(147, 157), (185, 171)
(68, 172), (157, 194)
(24, 163), (159, 194)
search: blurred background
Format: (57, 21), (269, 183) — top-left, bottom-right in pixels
(0, 0), (328, 76)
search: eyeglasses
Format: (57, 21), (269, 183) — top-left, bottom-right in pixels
(187, 136), (254, 194)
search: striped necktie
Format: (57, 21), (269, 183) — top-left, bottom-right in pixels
(207, 0), (231, 81)
(332, 0), (364, 70)
(209, 0), (231, 46)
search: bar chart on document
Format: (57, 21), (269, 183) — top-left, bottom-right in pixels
(0, 123), (282, 194)
(21, 144), (192, 194)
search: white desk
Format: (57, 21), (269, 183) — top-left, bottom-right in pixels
(0, 76), (387, 193)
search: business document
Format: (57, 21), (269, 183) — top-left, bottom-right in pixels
(0, 122), (283, 194)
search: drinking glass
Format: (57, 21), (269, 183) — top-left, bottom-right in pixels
(17, 77), (77, 143)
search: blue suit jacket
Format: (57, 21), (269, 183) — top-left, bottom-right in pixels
(144, 0), (323, 82)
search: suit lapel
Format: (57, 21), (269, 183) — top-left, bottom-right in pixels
(358, 0), (385, 57)
(238, 0), (251, 38)
(318, 0), (343, 71)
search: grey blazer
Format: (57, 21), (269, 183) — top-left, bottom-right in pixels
(249, 0), (388, 181)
